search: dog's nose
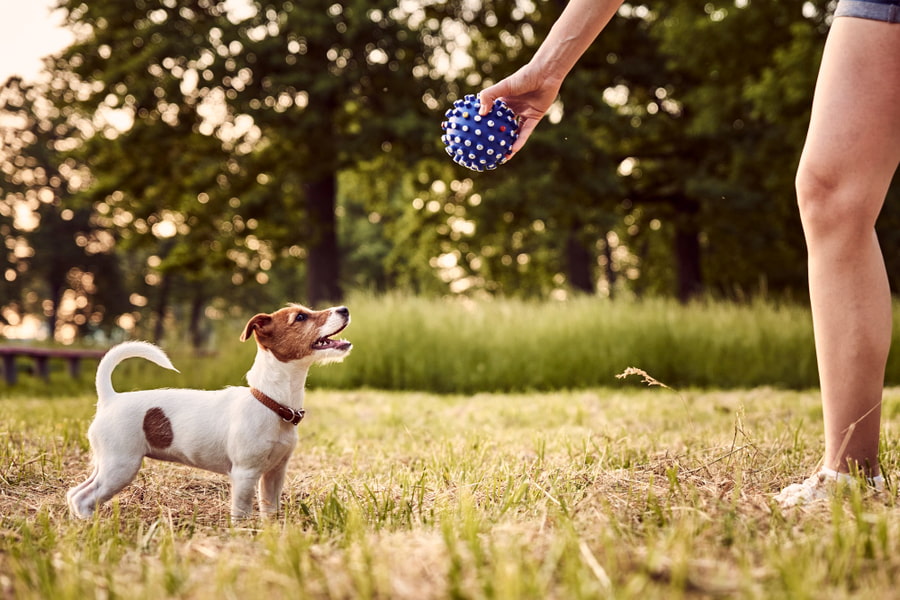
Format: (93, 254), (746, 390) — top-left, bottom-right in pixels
(335, 306), (349, 317)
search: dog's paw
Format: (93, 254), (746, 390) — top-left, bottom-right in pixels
(229, 510), (254, 522)
(66, 491), (95, 519)
(67, 503), (95, 520)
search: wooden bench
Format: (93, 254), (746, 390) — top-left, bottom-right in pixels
(0, 345), (108, 385)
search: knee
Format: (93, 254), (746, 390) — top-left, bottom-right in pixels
(796, 162), (876, 242)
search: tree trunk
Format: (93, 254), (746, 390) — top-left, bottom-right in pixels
(304, 174), (343, 305)
(188, 289), (206, 352)
(673, 198), (703, 302)
(603, 235), (617, 299)
(565, 229), (594, 294)
(46, 278), (62, 341)
(153, 273), (171, 344)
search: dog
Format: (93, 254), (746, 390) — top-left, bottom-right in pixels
(66, 304), (351, 520)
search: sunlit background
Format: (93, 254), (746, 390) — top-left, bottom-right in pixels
(0, 0), (71, 338)
(3, 1), (895, 348)
(0, 0), (73, 83)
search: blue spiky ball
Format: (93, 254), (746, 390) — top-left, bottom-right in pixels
(441, 94), (519, 172)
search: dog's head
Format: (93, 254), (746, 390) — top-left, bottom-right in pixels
(240, 304), (352, 365)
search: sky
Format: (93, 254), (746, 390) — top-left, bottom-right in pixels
(0, 0), (74, 83)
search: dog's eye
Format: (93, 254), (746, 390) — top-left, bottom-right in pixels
(295, 313), (308, 322)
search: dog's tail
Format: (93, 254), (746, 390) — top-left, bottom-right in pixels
(96, 341), (179, 400)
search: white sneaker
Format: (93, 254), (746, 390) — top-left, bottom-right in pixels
(774, 467), (885, 508)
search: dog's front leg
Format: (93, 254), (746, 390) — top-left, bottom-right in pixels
(229, 467), (261, 519)
(258, 457), (290, 518)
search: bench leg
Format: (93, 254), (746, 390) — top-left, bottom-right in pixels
(34, 357), (50, 381)
(67, 358), (82, 379)
(2, 355), (16, 385)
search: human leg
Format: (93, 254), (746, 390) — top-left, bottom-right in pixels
(795, 16), (900, 477)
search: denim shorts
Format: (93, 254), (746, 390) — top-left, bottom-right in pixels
(835, 0), (900, 22)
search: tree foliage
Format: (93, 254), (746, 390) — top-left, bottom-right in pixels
(0, 77), (129, 340)
(414, 0), (841, 301)
(3, 0), (897, 343)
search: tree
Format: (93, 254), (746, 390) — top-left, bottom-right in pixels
(0, 76), (129, 340)
(644, 0), (832, 299)
(216, 0), (443, 304)
(52, 0), (447, 315)
(420, 0), (843, 301)
(52, 0), (315, 342)
(9, 0), (888, 343)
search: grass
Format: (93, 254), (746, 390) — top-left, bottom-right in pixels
(4, 382), (900, 598)
(309, 294), (824, 391)
(16, 293), (900, 394)
(0, 294), (837, 395)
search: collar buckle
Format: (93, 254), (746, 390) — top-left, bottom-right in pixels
(250, 387), (305, 426)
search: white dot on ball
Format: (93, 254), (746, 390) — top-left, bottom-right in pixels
(487, 120), (494, 127)
(462, 125), (468, 132)
(476, 144), (483, 150)
(475, 129), (482, 135)
(487, 149), (494, 155)
(500, 140), (506, 146)
(474, 115), (482, 122)
(488, 135), (495, 142)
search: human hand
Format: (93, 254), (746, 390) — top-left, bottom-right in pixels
(478, 64), (563, 157)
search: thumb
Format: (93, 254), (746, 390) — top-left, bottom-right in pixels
(478, 82), (506, 116)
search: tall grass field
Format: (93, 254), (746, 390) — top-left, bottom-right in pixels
(4, 296), (900, 598)
(159, 294), (828, 393)
(16, 293), (900, 396)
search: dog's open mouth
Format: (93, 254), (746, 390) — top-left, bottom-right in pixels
(312, 336), (351, 351)
(312, 324), (351, 351)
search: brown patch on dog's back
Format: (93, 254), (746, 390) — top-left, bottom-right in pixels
(143, 407), (174, 448)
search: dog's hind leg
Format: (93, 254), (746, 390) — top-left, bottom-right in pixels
(258, 457), (290, 518)
(67, 465), (99, 516)
(68, 456), (143, 519)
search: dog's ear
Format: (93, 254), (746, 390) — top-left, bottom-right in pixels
(240, 314), (272, 342)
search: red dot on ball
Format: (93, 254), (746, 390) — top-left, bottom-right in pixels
(499, 126), (506, 132)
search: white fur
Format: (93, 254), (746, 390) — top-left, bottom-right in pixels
(67, 305), (351, 520)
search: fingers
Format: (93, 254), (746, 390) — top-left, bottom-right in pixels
(476, 69), (556, 158)
(509, 117), (539, 155)
(478, 83), (504, 116)
(478, 79), (525, 159)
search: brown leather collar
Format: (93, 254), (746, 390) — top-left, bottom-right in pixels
(250, 387), (305, 426)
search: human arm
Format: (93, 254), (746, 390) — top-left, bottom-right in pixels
(478, 0), (624, 155)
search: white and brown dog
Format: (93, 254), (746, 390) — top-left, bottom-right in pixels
(66, 304), (351, 520)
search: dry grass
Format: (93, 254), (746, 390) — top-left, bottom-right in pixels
(3, 385), (900, 598)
